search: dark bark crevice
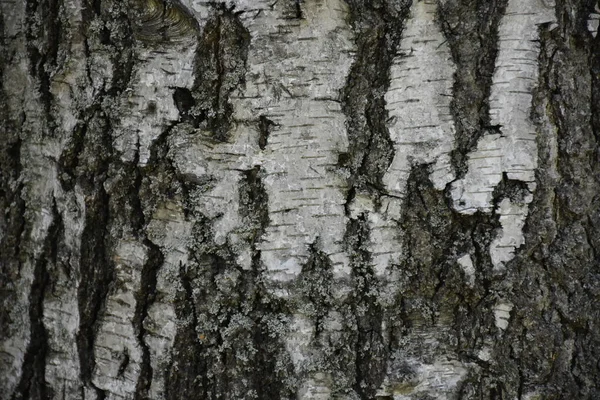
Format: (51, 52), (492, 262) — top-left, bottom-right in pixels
(75, 115), (114, 398)
(340, 0), (412, 195)
(390, 164), (502, 396)
(167, 245), (295, 399)
(0, 101), (26, 341)
(25, 0), (63, 123)
(298, 243), (334, 339)
(191, 5), (251, 142)
(257, 115), (276, 151)
(342, 215), (388, 399)
(481, 9), (600, 398)
(238, 165), (270, 248)
(437, 0), (508, 179)
(133, 241), (164, 400)
(163, 160), (294, 399)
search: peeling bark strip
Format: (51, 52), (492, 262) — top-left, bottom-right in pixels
(3, 0), (600, 398)
(384, 0), (456, 195)
(450, 0), (556, 271)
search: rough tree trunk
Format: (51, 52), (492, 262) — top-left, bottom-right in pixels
(1, 0), (600, 398)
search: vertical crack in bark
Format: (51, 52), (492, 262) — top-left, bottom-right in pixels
(391, 164), (501, 397)
(338, 3), (414, 396)
(0, 86), (25, 342)
(133, 240), (163, 400)
(343, 215), (387, 399)
(437, 0), (508, 179)
(75, 115), (113, 398)
(489, 10), (600, 396)
(164, 161), (294, 399)
(257, 115), (276, 151)
(58, 121), (88, 192)
(239, 165), (270, 252)
(298, 244), (334, 338)
(25, 0), (62, 122)
(340, 1), (411, 194)
(12, 199), (61, 400)
(192, 5), (250, 142)
(165, 259), (206, 400)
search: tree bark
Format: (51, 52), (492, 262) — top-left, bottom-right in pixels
(1, 0), (600, 398)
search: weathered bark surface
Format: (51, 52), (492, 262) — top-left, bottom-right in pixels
(1, 0), (599, 398)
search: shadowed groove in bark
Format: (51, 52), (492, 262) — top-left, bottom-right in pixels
(239, 165), (270, 248)
(388, 164), (503, 396)
(298, 243), (335, 338)
(0, 27), (26, 341)
(75, 115), (113, 398)
(25, 0), (62, 120)
(340, 0), (412, 194)
(12, 200), (61, 400)
(191, 4), (251, 142)
(166, 245), (295, 399)
(257, 115), (276, 151)
(164, 259), (206, 400)
(437, 0), (508, 179)
(163, 164), (294, 398)
(133, 228), (164, 399)
(343, 214), (388, 399)
(484, 12), (600, 397)
(101, 2), (136, 96)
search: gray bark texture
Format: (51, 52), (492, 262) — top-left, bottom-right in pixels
(1, 0), (600, 398)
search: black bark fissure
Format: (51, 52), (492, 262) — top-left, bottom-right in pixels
(258, 115), (276, 151)
(239, 165), (270, 248)
(163, 159), (294, 399)
(12, 200), (61, 400)
(25, 0), (62, 122)
(344, 215), (388, 399)
(0, 71), (26, 341)
(484, 15), (600, 398)
(437, 0), (508, 179)
(338, 3), (413, 396)
(191, 5), (250, 142)
(75, 115), (113, 398)
(131, 160), (165, 400)
(396, 165), (501, 363)
(340, 0), (411, 194)
(298, 243), (334, 338)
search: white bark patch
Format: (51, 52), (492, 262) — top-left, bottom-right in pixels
(91, 240), (148, 398)
(493, 302), (514, 331)
(284, 313), (314, 371)
(384, 0), (456, 196)
(114, 43), (196, 165)
(588, 4), (600, 38)
(298, 372), (333, 400)
(221, 0), (355, 285)
(457, 254), (476, 287)
(145, 202), (192, 400)
(451, 0), (556, 268)
(375, 0), (456, 279)
(490, 197), (532, 271)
